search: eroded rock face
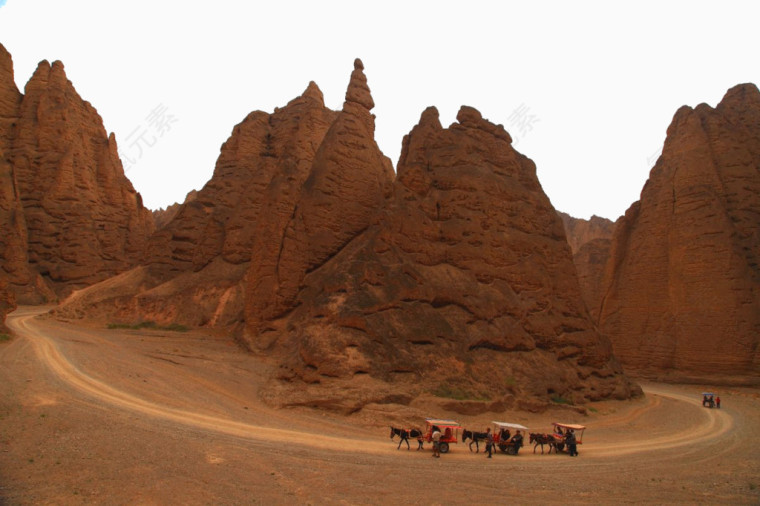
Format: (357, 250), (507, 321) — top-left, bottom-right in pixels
(0, 44), (55, 304)
(2, 50), (154, 299)
(261, 106), (639, 412)
(244, 59), (393, 343)
(598, 84), (760, 378)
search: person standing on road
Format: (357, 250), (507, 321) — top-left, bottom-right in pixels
(716, 396), (721, 409)
(566, 429), (578, 457)
(432, 427), (442, 458)
(485, 428), (494, 458)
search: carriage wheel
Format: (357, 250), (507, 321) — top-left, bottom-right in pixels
(439, 442), (450, 454)
(498, 443), (507, 453)
(507, 446), (517, 455)
(556, 443), (565, 452)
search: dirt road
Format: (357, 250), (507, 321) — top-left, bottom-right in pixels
(1, 307), (758, 504)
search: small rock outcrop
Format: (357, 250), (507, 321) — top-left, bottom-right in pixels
(598, 84), (760, 379)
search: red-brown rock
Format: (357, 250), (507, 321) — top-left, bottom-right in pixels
(259, 105), (638, 412)
(0, 44), (56, 304)
(559, 212), (615, 255)
(598, 84), (760, 379)
(3, 52), (154, 299)
(244, 58), (393, 343)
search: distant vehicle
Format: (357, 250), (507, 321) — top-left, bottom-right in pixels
(550, 422), (586, 453)
(701, 392), (717, 408)
(491, 421), (529, 455)
(423, 418), (462, 454)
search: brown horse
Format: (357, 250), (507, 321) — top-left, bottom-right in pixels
(529, 433), (558, 454)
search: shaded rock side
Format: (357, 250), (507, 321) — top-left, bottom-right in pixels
(573, 238), (612, 321)
(0, 44), (56, 304)
(558, 212), (616, 320)
(598, 84), (760, 378)
(260, 106), (639, 413)
(559, 212), (615, 255)
(7, 58), (154, 298)
(243, 59), (394, 343)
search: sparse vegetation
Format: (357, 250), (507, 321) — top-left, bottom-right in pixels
(750, 482), (757, 491)
(431, 383), (491, 401)
(550, 395), (573, 405)
(107, 321), (188, 332)
(0, 333), (11, 342)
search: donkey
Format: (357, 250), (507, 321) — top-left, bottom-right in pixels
(462, 429), (490, 453)
(390, 426), (424, 450)
(529, 433), (558, 454)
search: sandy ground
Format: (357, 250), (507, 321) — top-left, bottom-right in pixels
(1, 306), (758, 505)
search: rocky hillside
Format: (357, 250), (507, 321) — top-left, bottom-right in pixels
(598, 84), (760, 379)
(255, 105), (638, 413)
(0, 43), (154, 308)
(55, 59), (639, 412)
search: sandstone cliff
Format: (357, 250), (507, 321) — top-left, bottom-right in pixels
(598, 84), (760, 379)
(258, 105), (638, 413)
(0, 44), (154, 302)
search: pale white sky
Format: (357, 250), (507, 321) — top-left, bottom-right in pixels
(1, 1), (757, 220)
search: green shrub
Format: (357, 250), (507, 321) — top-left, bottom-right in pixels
(0, 333), (11, 342)
(550, 395), (573, 405)
(107, 321), (188, 332)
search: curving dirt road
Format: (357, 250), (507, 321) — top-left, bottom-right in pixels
(1, 306), (758, 504)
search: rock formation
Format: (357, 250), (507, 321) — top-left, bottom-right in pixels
(151, 190), (196, 230)
(244, 58), (394, 343)
(559, 212), (615, 255)
(0, 44), (154, 302)
(598, 84), (760, 379)
(54, 58), (639, 412)
(257, 105), (638, 412)
(558, 212), (616, 321)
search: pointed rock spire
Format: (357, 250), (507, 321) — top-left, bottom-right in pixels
(344, 58), (374, 111)
(0, 43), (21, 117)
(301, 80), (325, 105)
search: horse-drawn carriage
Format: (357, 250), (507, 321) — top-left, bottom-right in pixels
(550, 422), (585, 454)
(702, 392), (718, 408)
(492, 421), (528, 455)
(423, 418), (462, 454)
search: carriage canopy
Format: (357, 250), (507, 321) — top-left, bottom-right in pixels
(424, 418), (462, 445)
(492, 421), (530, 431)
(552, 422), (586, 444)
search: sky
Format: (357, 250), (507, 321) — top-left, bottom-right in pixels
(0, 1), (758, 220)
